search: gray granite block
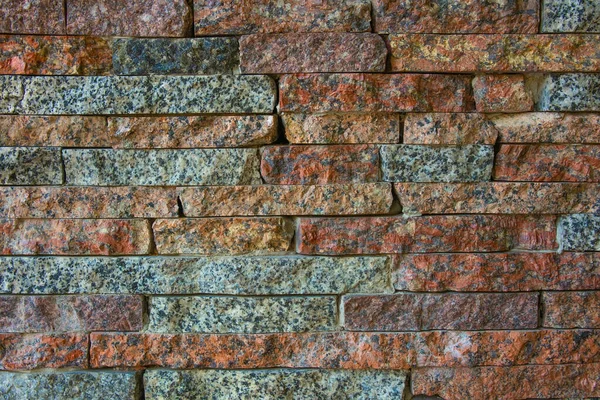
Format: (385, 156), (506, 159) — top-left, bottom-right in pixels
(0, 147), (63, 185)
(535, 74), (600, 111)
(558, 214), (600, 251)
(542, 0), (600, 32)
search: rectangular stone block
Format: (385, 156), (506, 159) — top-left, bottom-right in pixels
(67, 0), (192, 37)
(297, 215), (558, 254)
(542, 0), (600, 32)
(112, 37), (239, 75)
(261, 145), (380, 184)
(179, 183), (393, 216)
(108, 115), (277, 148)
(536, 73), (600, 111)
(395, 182), (600, 214)
(90, 332), (415, 369)
(147, 296), (337, 333)
(343, 293), (538, 331)
(494, 145), (600, 182)
(279, 74), (475, 112)
(0, 295), (143, 332)
(390, 34), (600, 72)
(63, 149), (261, 186)
(372, 0), (539, 33)
(0, 333), (87, 370)
(153, 218), (294, 255)
(0, 371), (139, 400)
(145, 369), (406, 400)
(0, 187), (177, 218)
(0, 147), (62, 185)
(0, 35), (112, 75)
(0, 0), (64, 34)
(403, 113), (498, 145)
(413, 364), (600, 400)
(543, 291), (600, 328)
(394, 252), (600, 292)
(0, 256), (392, 295)
(380, 145), (494, 182)
(0, 116), (110, 147)
(490, 112), (600, 143)
(1, 75), (276, 114)
(194, 0), (371, 35)
(0, 219), (151, 255)
(240, 33), (386, 73)
(558, 214), (600, 251)
(282, 113), (400, 144)
(473, 75), (534, 113)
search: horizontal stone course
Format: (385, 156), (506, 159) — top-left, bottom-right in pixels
(403, 113), (498, 145)
(147, 296), (337, 333)
(536, 73), (600, 111)
(0, 147), (63, 185)
(144, 369), (406, 400)
(0, 256), (392, 295)
(0, 333), (88, 370)
(542, 0), (600, 32)
(0, 0), (65, 34)
(558, 214), (600, 251)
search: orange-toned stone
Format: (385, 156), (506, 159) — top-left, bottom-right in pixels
(0, 35), (112, 75)
(494, 144), (600, 182)
(543, 291), (600, 328)
(473, 75), (534, 113)
(0, 219), (151, 255)
(0, 333), (88, 370)
(403, 113), (498, 145)
(0, 0), (65, 35)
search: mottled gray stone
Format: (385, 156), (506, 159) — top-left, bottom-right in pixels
(1, 75), (275, 114)
(535, 74), (600, 111)
(0, 371), (139, 400)
(113, 37), (240, 75)
(542, 0), (600, 32)
(0, 147), (63, 185)
(558, 214), (600, 251)
(144, 369), (407, 400)
(0, 256), (392, 295)
(148, 296), (337, 333)
(63, 149), (261, 186)
(380, 145), (494, 182)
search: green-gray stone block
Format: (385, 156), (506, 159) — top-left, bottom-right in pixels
(542, 0), (600, 32)
(0, 147), (63, 185)
(536, 74), (600, 111)
(558, 214), (600, 251)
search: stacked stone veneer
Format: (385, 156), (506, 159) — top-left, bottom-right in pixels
(0, 1), (599, 399)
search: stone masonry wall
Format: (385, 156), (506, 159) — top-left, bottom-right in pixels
(0, 0), (599, 399)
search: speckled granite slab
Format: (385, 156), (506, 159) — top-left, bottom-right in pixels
(542, 0), (600, 32)
(0, 147), (63, 185)
(536, 74), (600, 111)
(559, 214), (600, 251)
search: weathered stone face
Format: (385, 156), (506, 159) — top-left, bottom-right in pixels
(542, 0), (600, 32)
(0, 333), (88, 370)
(558, 214), (600, 251)
(403, 113), (498, 145)
(543, 291), (600, 328)
(536, 73), (600, 111)
(0, 147), (63, 185)
(0, 0), (65, 34)
(473, 75), (534, 113)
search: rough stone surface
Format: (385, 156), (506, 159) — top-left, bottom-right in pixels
(113, 38), (239, 75)
(0, 35), (112, 75)
(147, 296), (337, 333)
(108, 115), (277, 148)
(261, 145), (380, 184)
(179, 183), (393, 216)
(297, 215), (557, 254)
(558, 214), (600, 251)
(153, 218), (294, 255)
(490, 112), (600, 143)
(542, 0), (600, 32)
(395, 182), (600, 214)
(0, 371), (139, 400)
(473, 75), (534, 113)
(0, 333), (87, 370)
(2, 75), (276, 114)
(0, 187), (177, 218)
(279, 74), (475, 112)
(240, 33), (386, 73)
(63, 149), (262, 186)
(390, 34), (600, 72)
(0, 147), (62, 185)
(0, 116), (110, 147)
(144, 369), (407, 400)
(0, 256), (392, 295)
(543, 291), (600, 328)
(194, 0), (372, 35)
(0, 295), (143, 332)
(343, 293), (538, 331)
(281, 113), (400, 144)
(493, 144), (600, 182)
(0, 219), (151, 255)
(380, 145), (494, 182)
(413, 364), (600, 400)
(393, 252), (600, 292)
(67, 0), (192, 37)
(372, 0), (539, 33)
(403, 113), (498, 145)
(536, 73), (600, 111)
(0, 0), (65, 34)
